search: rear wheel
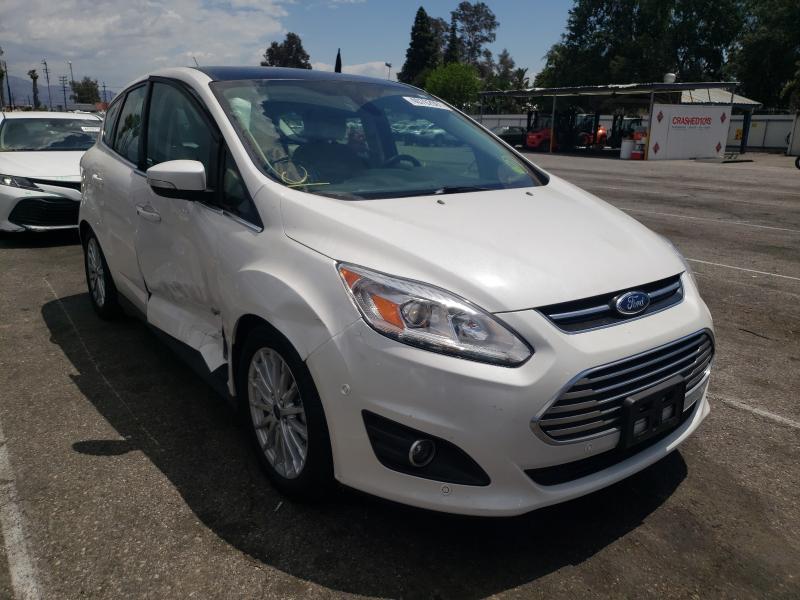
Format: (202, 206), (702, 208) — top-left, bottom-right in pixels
(238, 326), (333, 500)
(83, 232), (120, 319)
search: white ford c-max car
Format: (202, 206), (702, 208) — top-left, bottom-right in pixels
(0, 111), (101, 231)
(79, 67), (713, 516)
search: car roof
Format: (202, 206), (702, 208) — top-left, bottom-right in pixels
(193, 66), (411, 90)
(0, 111), (101, 120)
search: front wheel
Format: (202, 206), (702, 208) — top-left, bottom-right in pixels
(795, 156), (800, 170)
(238, 326), (334, 500)
(83, 232), (121, 319)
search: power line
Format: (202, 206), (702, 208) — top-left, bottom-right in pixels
(101, 81), (107, 104)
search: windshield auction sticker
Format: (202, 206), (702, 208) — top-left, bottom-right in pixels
(403, 97), (450, 110)
(81, 126), (101, 132)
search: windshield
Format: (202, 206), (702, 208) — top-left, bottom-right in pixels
(0, 118), (100, 152)
(211, 79), (544, 200)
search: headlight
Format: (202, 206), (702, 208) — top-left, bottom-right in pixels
(0, 174), (40, 190)
(338, 263), (532, 366)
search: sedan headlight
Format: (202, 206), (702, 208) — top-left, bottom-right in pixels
(338, 263), (532, 366)
(0, 174), (40, 190)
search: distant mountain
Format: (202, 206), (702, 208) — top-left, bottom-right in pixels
(2, 74), (115, 109)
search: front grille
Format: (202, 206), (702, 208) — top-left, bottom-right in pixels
(538, 274), (684, 333)
(527, 399), (699, 486)
(535, 331), (713, 443)
(29, 178), (81, 191)
(8, 197), (80, 228)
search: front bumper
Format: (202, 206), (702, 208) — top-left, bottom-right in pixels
(0, 184), (81, 232)
(306, 273), (713, 516)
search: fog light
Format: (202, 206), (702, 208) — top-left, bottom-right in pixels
(408, 439), (436, 467)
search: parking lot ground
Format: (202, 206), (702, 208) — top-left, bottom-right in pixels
(0, 153), (799, 599)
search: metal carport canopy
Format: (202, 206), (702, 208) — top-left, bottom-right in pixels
(479, 81), (738, 98)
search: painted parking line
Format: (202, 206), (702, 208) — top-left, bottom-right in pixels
(621, 207), (800, 234)
(710, 393), (800, 431)
(0, 420), (43, 600)
(686, 258), (800, 282)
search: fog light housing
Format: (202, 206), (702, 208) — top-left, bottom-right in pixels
(408, 439), (436, 467)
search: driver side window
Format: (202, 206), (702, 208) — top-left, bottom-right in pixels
(146, 81), (217, 188)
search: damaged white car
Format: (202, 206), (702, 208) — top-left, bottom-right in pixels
(79, 67), (713, 516)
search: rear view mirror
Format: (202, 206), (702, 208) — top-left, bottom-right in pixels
(146, 160), (206, 199)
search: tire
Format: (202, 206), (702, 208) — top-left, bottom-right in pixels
(83, 231), (121, 319)
(795, 156), (800, 170)
(237, 325), (334, 500)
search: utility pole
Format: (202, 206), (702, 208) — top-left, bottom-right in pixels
(59, 75), (69, 110)
(102, 81), (107, 104)
(42, 58), (52, 109)
(68, 61), (75, 88)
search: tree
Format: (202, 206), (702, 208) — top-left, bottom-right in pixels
(534, 0), (744, 88)
(430, 16), (449, 63)
(443, 16), (462, 64)
(398, 7), (440, 87)
(261, 32), (311, 69)
(451, 1), (498, 67)
(728, 0), (800, 109)
(334, 48), (342, 73)
(71, 77), (100, 104)
(27, 69), (40, 109)
(424, 63), (481, 108)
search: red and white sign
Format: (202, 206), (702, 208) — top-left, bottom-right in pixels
(648, 103), (731, 160)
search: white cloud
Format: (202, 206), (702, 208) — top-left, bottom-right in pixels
(0, 0), (289, 92)
(312, 61), (394, 80)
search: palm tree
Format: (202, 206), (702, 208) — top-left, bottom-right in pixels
(28, 69), (40, 109)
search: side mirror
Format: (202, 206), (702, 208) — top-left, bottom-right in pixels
(146, 160), (207, 200)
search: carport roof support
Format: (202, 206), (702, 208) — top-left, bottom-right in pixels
(480, 81), (738, 99)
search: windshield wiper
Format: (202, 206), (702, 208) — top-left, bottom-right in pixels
(433, 186), (493, 195)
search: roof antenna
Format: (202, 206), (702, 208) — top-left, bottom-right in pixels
(192, 56), (200, 67)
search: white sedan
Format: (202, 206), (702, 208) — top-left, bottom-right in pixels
(0, 111), (101, 232)
(78, 67), (714, 516)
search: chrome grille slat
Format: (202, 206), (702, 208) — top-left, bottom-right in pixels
(538, 274), (684, 333)
(536, 332), (713, 442)
(545, 416), (622, 438)
(574, 338), (710, 387)
(648, 280), (681, 299)
(546, 349), (712, 414)
(563, 345), (712, 400)
(540, 405), (621, 427)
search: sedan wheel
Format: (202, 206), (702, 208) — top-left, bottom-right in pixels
(248, 348), (309, 479)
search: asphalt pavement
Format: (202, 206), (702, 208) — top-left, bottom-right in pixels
(0, 152), (798, 599)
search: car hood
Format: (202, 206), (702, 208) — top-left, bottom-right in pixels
(280, 174), (684, 313)
(0, 151), (83, 179)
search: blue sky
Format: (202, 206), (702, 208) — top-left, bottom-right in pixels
(0, 0), (572, 96)
(292, 1), (572, 78)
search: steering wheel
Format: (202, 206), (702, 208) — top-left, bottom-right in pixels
(383, 154), (422, 168)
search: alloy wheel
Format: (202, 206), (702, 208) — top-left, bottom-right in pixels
(248, 348), (308, 479)
(86, 238), (106, 308)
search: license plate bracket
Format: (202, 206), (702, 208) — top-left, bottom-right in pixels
(621, 375), (686, 448)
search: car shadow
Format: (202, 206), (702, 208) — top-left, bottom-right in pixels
(0, 230), (80, 248)
(42, 293), (687, 598)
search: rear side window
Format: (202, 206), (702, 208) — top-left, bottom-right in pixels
(145, 82), (217, 183)
(113, 85), (147, 165)
(102, 100), (122, 146)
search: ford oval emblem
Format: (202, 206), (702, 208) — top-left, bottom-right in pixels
(614, 291), (650, 316)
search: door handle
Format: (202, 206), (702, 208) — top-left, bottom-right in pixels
(136, 204), (161, 223)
